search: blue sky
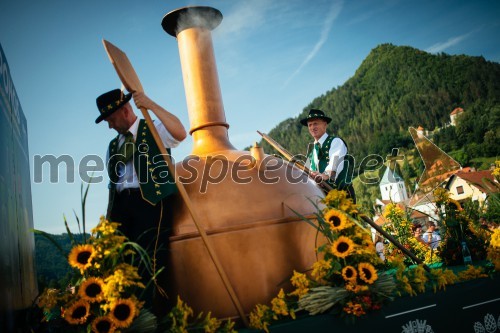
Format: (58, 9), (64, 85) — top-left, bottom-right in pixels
(0, 0), (499, 234)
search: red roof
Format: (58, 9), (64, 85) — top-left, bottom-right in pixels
(453, 170), (498, 194)
(450, 107), (464, 115)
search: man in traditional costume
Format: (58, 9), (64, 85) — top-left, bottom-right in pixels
(301, 109), (355, 201)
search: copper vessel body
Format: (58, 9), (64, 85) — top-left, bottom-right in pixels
(162, 6), (325, 318)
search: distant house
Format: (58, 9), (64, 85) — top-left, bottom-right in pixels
(408, 191), (439, 225)
(416, 126), (425, 138)
(445, 169), (498, 203)
(450, 107), (464, 126)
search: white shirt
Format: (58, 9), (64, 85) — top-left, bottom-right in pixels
(309, 132), (348, 175)
(423, 231), (441, 250)
(376, 241), (385, 261)
(107, 117), (180, 192)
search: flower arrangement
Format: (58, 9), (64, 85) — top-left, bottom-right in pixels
(34, 215), (236, 333)
(36, 217), (153, 332)
(249, 190), (396, 330)
(248, 188), (498, 332)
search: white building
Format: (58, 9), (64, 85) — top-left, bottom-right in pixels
(379, 165), (408, 203)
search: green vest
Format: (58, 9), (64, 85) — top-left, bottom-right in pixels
(308, 135), (353, 190)
(108, 119), (177, 205)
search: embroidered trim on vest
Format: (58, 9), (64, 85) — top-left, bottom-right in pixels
(107, 119), (177, 205)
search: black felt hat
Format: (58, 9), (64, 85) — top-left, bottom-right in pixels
(300, 109), (332, 126)
(95, 89), (132, 124)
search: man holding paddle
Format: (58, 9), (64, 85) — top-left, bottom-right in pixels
(95, 88), (186, 315)
(301, 108), (356, 202)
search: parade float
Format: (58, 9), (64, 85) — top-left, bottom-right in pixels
(4, 5), (499, 333)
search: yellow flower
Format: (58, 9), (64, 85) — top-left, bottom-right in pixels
(323, 189), (358, 211)
(249, 304), (271, 333)
(37, 288), (59, 311)
(92, 216), (120, 236)
(383, 203), (404, 219)
(345, 282), (369, 293)
(289, 271), (309, 297)
(102, 263), (145, 310)
(68, 244), (96, 273)
(271, 289), (290, 318)
(91, 316), (116, 333)
(202, 313), (221, 333)
(331, 236), (355, 258)
(429, 268), (457, 292)
(457, 265), (488, 281)
(311, 259), (331, 282)
(78, 277), (105, 302)
(343, 301), (365, 317)
(358, 262), (378, 284)
(410, 265), (428, 293)
(493, 160), (500, 181)
(109, 298), (138, 328)
(489, 229), (500, 248)
(341, 266), (357, 282)
(433, 187), (450, 204)
(324, 209), (349, 231)
(323, 189), (348, 206)
(63, 299), (90, 325)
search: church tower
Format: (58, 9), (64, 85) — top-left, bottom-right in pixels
(380, 165), (408, 203)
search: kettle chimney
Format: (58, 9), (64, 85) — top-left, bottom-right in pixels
(162, 6), (235, 156)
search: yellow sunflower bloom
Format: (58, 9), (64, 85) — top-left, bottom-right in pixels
(92, 316), (116, 333)
(63, 299), (90, 325)
(341, 266), (357, 282)
(324, 209), (348, 231)
(331, 236), (355, 258)
(78, 277), (105, 302)
(447, 199), (462, 211)
(109, 298), (137, 328)
(68, 244), (96, 273)
(358, 262), (378, 284)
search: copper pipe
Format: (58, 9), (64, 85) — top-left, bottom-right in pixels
(162, 6), (235, 156)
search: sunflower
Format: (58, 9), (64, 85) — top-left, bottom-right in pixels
(63, 299), (90, 325)
(331, 236), (355, 258)
(324, 209), (348, 231)
(68, 244), (96, 272)
(92, 316), (116, 333)
(358, 262), (378, 284)
(79, 277), (105, 302)
(446, 199), (462, 211)
(109, 298), (137, 328)
(341, 265), (357, 282)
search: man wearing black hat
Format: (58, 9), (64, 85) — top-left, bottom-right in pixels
(95, 88), (186, 314)
(301, 109), (355, 201)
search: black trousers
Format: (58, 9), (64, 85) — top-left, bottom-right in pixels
(109, 189), (173, 317)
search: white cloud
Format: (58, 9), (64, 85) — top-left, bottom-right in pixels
(216, 0), (274, 38)
(283, 0), (343, 87)
(425, 32), (473, 53)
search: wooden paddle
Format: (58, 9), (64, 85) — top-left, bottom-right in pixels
(102, 39), (249, 326)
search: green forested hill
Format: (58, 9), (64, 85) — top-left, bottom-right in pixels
(35, 233), (88, 289)
(260, 43), (500, 168)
